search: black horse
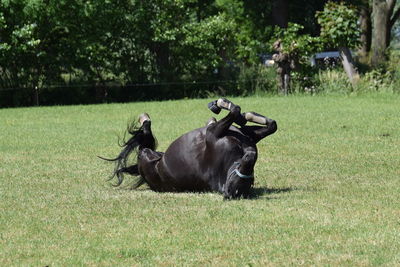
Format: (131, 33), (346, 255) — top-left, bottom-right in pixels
(101, 98), (277, 199)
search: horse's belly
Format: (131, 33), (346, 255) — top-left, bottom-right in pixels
(156, 149), (211, 192)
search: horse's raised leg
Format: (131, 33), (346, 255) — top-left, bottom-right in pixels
(101, 113), (159, 187)
(206, 98), (241, 140)
(240, 112), (277, 143)
(207, 99), (277, 142)
(137, 148), (165, 191)
(242, 112), (272, 125)
(137, 113), (156, 151)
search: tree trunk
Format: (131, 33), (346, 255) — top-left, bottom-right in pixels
(283, 73), (290, 95)
(152, 42), (171, 82)
(359, 5), (372, 62)
(272, 0), (289, 28)
(33, 86), (39, 106)
(95, 84), (107, 103)
(371, 0), (389, 66)
(386, 0), (400, 46)
(339, 47), (360, 86)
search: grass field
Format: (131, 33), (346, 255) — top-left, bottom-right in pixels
(1, 94), (399, 266)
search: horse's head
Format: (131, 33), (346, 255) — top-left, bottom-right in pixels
(224, 149), (257, 199)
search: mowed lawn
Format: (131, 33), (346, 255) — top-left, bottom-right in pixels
(1, 94), (399, 266)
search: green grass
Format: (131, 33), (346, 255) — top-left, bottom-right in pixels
(1, 94), (399, 266)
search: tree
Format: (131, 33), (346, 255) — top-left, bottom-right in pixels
(215, 0), (274, 63)
(0, 0), (43, 105)
(272, 0), (288, 28)
(272, 23), (321, 94)
(358, 1), (372, 62)
(371, 0), (400, 66)
(317, 1), (361, 85)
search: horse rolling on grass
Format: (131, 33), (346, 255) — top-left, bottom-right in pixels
(100, 98), (277, 199)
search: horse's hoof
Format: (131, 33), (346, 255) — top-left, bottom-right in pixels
(217, 98), (232, 110)
(208, 100), (221, 114)
(244, 112), (267, 125)
(138, 113), (151, 126)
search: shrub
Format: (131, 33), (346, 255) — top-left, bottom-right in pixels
(313, 68), (352, 94)
(236, 64), (277, 95)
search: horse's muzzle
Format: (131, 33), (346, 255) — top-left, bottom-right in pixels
(223, 176), (253, 200)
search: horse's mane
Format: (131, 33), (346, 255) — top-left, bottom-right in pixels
(99, 121), (157, 188)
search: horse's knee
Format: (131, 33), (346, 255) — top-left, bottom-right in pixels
(253, 120), (277, 143)
(137, 148), (168, 192)
(231, 105), (241, 117)
(138, 149), (162, 180)
(269, 120), (277, 134)
(138, 148), (162, 162)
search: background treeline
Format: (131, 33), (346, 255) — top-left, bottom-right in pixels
(0, 0), (399, 107)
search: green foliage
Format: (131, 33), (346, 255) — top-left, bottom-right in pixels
(388, 51), (400, 93)
(0, 11), (5, 28)
(11, 23), (40, 52)
(216, 0), (274, 63)
(0, 0), (398, 106)
(0, 0), (58, 91)
(354, 51), (400, 93)
(151, 0), (189, 43)
(180, 14), (236, 75)
(313, 68), (352, 94)
(0, 12), (10, 53)
(236, 64), (277, 95)
(273, 23), (321, 65)
(311, 52), (400, 94)
(316, 1), (361, 49)
(0, 0), (279, 105)
(271, 23), (322, 92)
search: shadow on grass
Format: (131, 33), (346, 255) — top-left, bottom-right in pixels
(248, 186), (295, 199)
(112, 179), (297, 200)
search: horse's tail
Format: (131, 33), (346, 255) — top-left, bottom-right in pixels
(99, 118), (157, 188)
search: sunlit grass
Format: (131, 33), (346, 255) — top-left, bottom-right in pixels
(1, 94), (399, 265)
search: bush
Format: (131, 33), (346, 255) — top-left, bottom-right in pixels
(351, 51), (400, 94)
(236, 64), (277, 95)
(291, 50), (400, 95)
(313, 68), (352, 94)
(355, 68), (393, 93)
(387, 50), (400, 93)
